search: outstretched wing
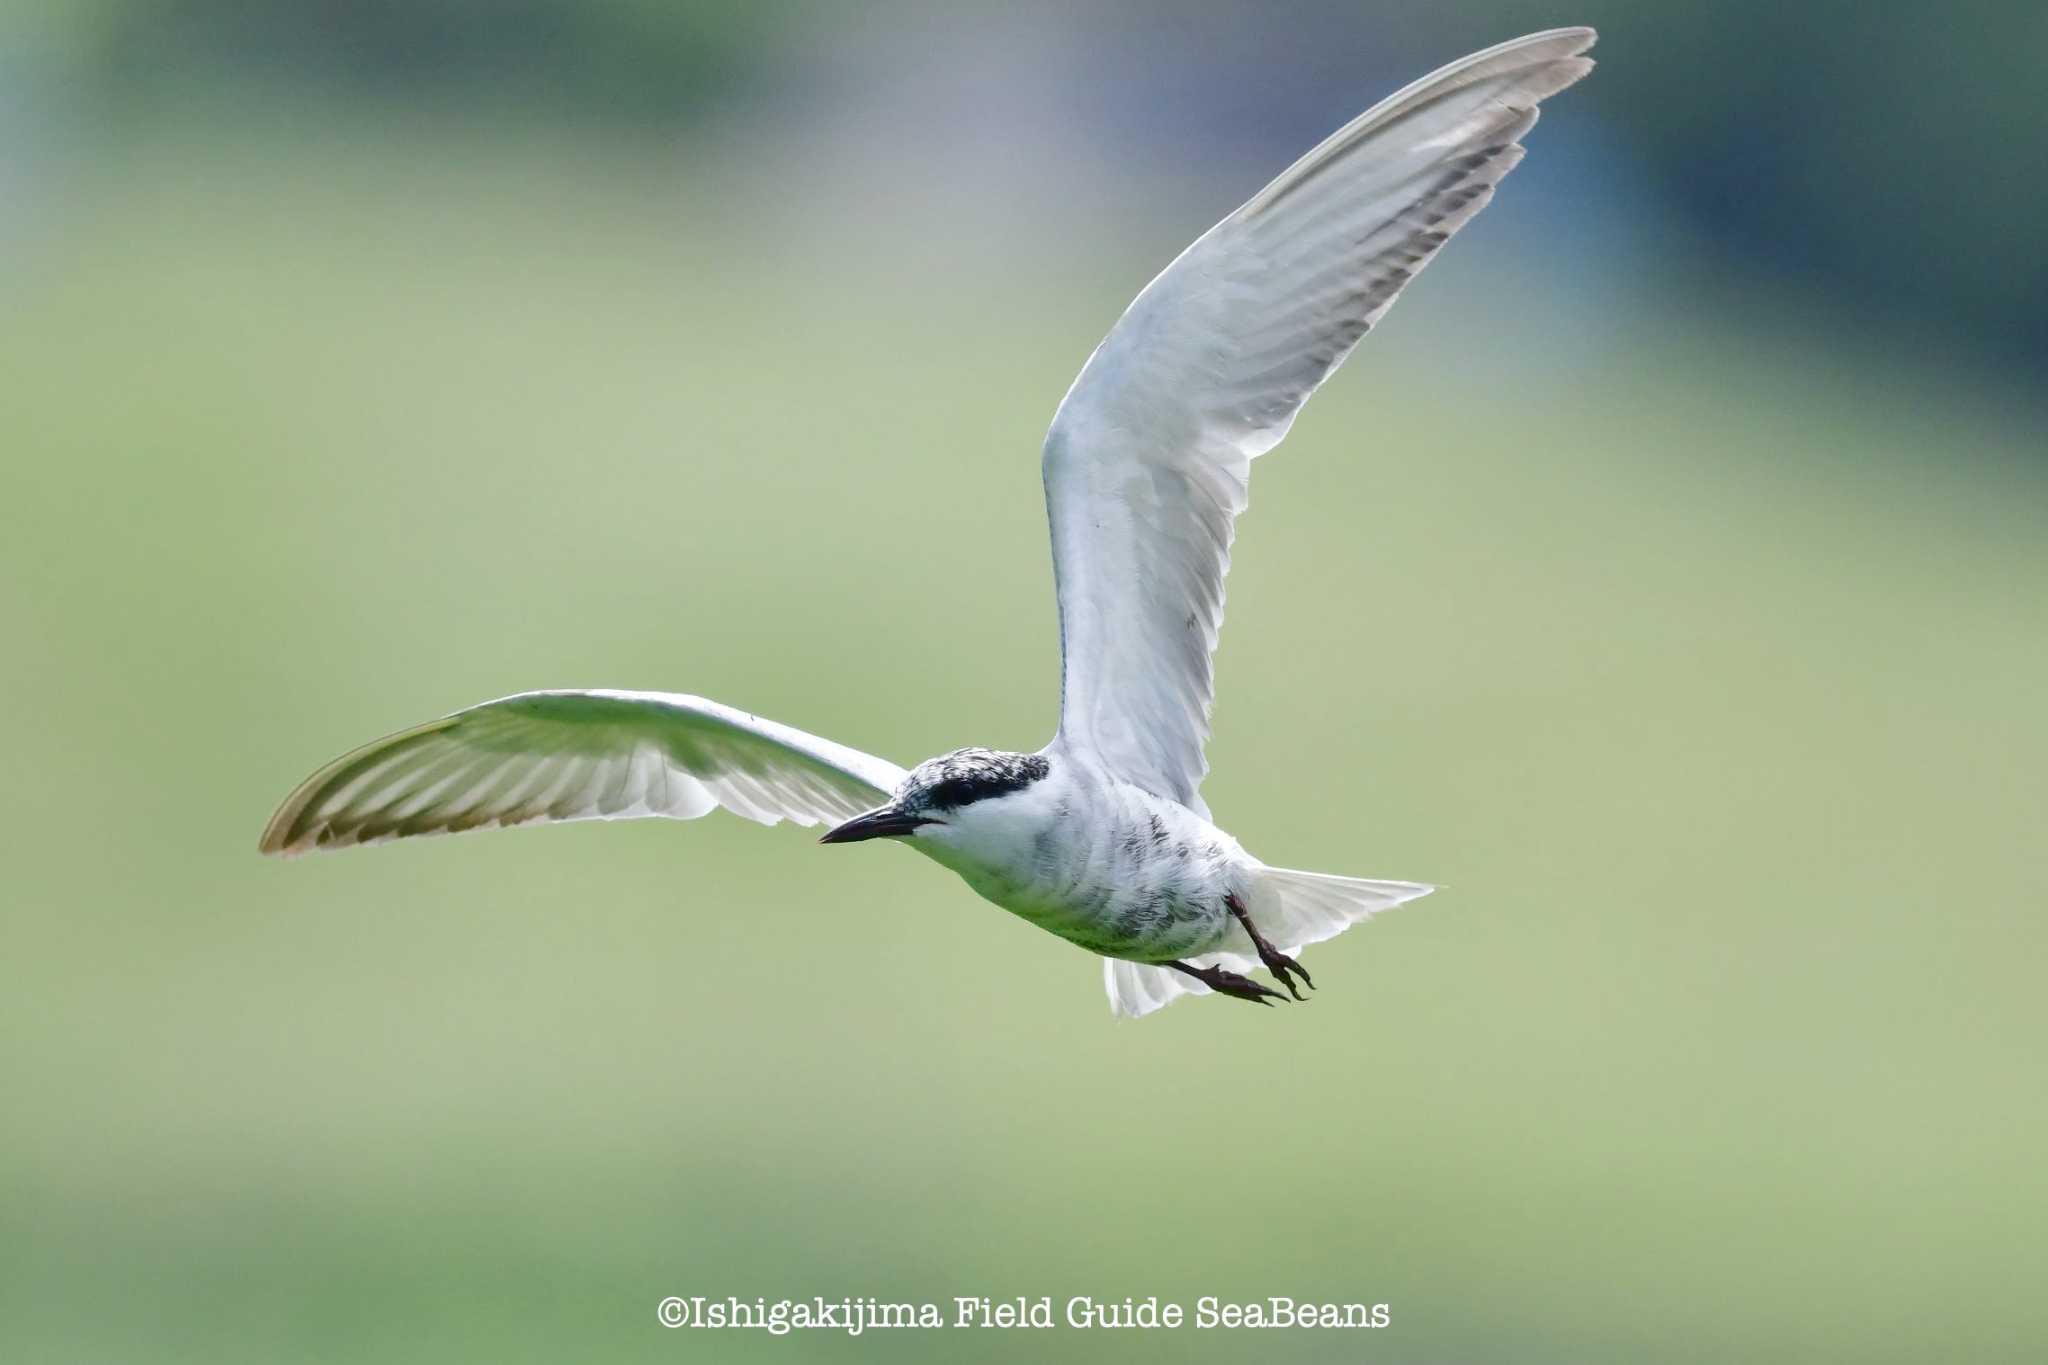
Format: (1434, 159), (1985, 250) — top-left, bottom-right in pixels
(1042, 29), (1595, 811)
(259, 689), (906, 856)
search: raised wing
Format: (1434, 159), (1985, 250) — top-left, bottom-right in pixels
(1043, 29), (1595, 810)
(259, 689), (906, 856)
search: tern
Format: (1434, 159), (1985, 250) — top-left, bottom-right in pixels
(261, 29), (1596, 1017)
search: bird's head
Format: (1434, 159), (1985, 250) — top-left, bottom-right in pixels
(818, 748), (1050, 845)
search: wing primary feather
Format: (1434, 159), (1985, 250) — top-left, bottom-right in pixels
(259, 691), (907, 857)
(1042, 30), (1593, 808)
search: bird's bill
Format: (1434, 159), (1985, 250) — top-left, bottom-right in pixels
(818, 805), (930, 844)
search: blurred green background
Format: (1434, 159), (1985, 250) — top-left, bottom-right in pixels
(4, 4), (2045, 1361)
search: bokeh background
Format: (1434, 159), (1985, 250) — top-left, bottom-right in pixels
(5, 3), (2044, 1361)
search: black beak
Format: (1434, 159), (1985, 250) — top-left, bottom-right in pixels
(818, 805), (930, 844)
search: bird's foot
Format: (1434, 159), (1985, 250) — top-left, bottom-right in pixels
(1225, 891), (1313, 1001)
(1169, 960), (1287, 1006)
(1257, 944), (1314, 1001)
(1205, 967), (1289, 1006)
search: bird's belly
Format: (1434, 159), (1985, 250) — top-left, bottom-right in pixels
(913, 780), (1247, 962)
(955, 862), (1232, 963)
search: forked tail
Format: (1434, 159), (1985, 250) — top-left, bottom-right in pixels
(1103, 867), (1434, 1018)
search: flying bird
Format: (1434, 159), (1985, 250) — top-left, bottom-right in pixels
(260, 29), (1596, 1017)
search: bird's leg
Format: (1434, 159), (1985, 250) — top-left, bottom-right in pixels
(1167, 959), (1286, 1006)
(1226, 892), (1313, 1001)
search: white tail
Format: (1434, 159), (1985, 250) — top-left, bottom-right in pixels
(1103, 868), (1434, 1018)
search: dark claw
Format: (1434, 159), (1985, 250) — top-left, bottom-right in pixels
(1265, 949), (1313, 1000)
(1167, 956), (1291, 1008)
(1207, 969), (1286, 1006)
